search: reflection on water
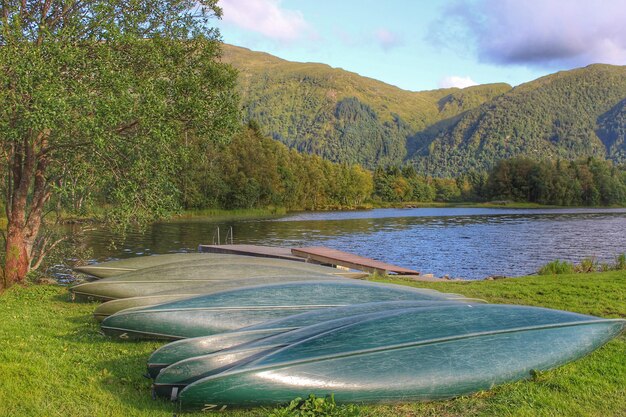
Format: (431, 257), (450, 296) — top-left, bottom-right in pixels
(70, 208), (626, 280)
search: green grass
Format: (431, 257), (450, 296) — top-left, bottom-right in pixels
(1, 271), (625, 416)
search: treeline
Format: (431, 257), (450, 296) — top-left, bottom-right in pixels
(179, 131), (626, 208)
(484, 158), (626, 206)
(179, 124), (373, 211)
(371, 158), (626, 205)
(372, 166), (482, 202)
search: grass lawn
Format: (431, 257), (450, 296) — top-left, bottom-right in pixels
(0, 271), (624, 417)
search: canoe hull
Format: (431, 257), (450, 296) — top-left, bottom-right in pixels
(154, 303), (486, 396)
(177, 311), (625, 409)
(76, 255), (345, 280)
(102, 307), (326, 340)
(101, 281), (464, 340)
(92, 275), (348, 320)
(71, 262), (345, 301)
(146, 300), (476, 378)
(74, 253), (225, 278)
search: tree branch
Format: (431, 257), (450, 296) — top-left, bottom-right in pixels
(46, 0), (81, 34)
(31, 236), (65, 271)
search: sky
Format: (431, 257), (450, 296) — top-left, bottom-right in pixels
(213, 0), (626, 91)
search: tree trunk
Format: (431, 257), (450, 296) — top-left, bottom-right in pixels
(2, 134), (49, 289)
(3, 223), (31, 287)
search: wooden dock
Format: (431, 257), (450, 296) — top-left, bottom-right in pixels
(291, 246), (420, 275)
(198, 244), (420, 276)
(197, 244), (304, 262)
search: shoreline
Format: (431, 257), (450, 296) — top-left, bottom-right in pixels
(4, 201), (623, 228)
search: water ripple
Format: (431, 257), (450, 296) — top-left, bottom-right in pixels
(70, 208), (626, 280)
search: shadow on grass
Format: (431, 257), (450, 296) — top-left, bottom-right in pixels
(52, 290), (104, 306)
(97, 353), (180, 414)
(55, 316), (176, 414)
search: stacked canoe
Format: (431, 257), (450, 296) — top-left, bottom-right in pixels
(71, 253), (626, 411)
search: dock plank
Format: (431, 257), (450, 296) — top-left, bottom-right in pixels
(197, 244), (304, 262)
(291, 247), (420, 275)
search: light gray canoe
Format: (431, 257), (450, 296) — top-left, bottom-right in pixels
(175, 305), (625, 409)
(93, 256), (353, 282)
(146, 300), (478, 379)
(75, 253), (361, 279)
(100, 281), (478, 340)
(74, 253), (223, 278)
(70, 262), (355, 301)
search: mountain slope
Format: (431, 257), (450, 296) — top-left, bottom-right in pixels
(221, 44), (511, 168)
(221, 45), (626, 176)
(597, 98), (626, 163)
(410, 64), (626, 175)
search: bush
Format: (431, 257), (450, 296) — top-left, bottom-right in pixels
(600, 262), (613, 272)
(575, 257), (599, 273)
(539, 255), (626, 275)
(267, 394), (360, 417)
(538, 260), (575, 275)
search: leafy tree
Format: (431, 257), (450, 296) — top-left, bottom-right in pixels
(180, 127), (374, 211)
(433, 178), (461, 201)
(482, 157), (626, 206)
(0, 0), (240, 287)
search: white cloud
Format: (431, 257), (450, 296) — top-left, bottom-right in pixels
(438, 75), (478, 89)
(374, 28), (403, 51)
(220, 0), (312, 43)
(431, 0), (626, 68)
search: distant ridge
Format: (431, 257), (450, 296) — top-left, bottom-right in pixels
(221, 44), (626, 175)
(411, 64), (626, 175)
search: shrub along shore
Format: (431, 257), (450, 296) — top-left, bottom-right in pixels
(0, 270), (624, 417)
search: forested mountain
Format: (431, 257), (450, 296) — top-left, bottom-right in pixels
(222, 45), (626, 176)
(413, 65), (626, 176)
(221, 44), (510, 168)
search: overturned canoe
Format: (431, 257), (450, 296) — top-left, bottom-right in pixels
(101, 281), (468, 340)
(146, 300), (475, 378)
(74, 253), (220, 278)
(150, 300), (473, 388)
(71, 262), (350, 301)
(175, 305), (625, 409)
(75, 253), (356, 279)
(93, 274), (353, 321)
(94, 256), (349, 282)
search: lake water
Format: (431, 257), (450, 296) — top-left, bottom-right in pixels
(69, 207), (626, 280)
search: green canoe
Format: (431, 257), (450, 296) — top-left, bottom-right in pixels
(70, 262), (350, 301)
(175, 305), (625, 409)
(92, 274), (352, 321)
(100, 281), (468, 340)
(148, 300), (472, 382)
